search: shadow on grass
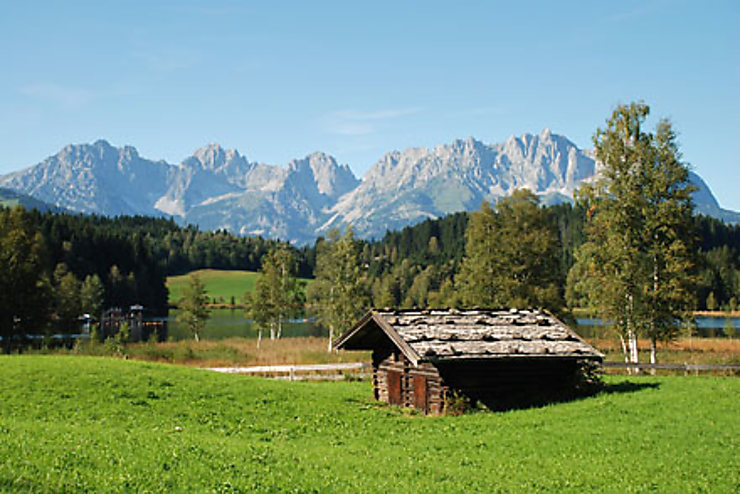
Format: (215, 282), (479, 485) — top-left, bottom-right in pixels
(469, 379), (662, 414)
(339, 375), (662, 416)
(599, 380), (661, 395)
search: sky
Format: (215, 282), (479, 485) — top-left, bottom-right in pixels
(1, 1), (738, 209)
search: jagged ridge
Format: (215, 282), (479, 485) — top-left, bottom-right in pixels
(0, 132), (736, 243)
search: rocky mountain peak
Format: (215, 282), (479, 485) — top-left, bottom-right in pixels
(285, 152), (358, 199)
(0, 133), (735, 243)
(186, 143), (234, 170)
(92, 139), (113, 149)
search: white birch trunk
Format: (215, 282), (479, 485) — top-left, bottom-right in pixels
(625, 329), (639, 374)
(650, 253), (659, 375)
(620, 334), (629, 363)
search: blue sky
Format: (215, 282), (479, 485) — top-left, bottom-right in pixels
(1, 1), (739, 209)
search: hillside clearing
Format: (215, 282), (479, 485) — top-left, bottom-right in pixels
(166, 269), (312, 307)
(167, 269), (260, 305)
(0, 356), (737, 492)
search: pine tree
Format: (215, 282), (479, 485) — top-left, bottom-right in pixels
(403, 266), (434, 308)
(371, 275), (397, 309)
(176, 274), (210, 342)
(572, 102), (697, 365)
(307, 228), (370, 351)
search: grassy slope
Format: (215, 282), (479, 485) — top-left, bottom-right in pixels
(167, 269), (260, 304)
(167, 269), (311, 305)
(0, 356), (737, 492)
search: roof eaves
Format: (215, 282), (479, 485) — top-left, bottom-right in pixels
(333, 311), (375, 350)
(371, 312), (423, 367)
(543, 310), (605, 360)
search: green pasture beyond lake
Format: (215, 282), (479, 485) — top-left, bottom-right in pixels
(166, 269), (261, 305)
(167, 269), (312, 306)
(0, 356), (737, 492)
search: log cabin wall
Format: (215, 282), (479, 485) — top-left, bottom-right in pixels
(436, 358), (584, 410)
(372, 349), (448, 414)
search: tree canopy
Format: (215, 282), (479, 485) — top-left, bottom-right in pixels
(307, 228), (370, 351)
(457, 190), (563, 313)
(176, 274), (210, 342)
(0, 207), (51, 351)
(570, 102), (697, 364)
(246, 246), (305, 343)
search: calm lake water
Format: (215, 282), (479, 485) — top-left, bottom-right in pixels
(168, 308), (325, 341)
(167, 308), (740, 341)
(573, 316), (740, 339)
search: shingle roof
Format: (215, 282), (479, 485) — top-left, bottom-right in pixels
(334, 309), (603, 365)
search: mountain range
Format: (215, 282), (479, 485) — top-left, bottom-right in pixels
(1, 130), (737, 243)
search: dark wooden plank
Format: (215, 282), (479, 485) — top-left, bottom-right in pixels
(413, 375), (428, 412)
(387, 370), (402, 405)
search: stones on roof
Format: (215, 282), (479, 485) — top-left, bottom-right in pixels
(373, 309), (602, 361)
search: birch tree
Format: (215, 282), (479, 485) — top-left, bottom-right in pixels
(572, 102), (696, 366)
(246, 246), (305, 342)
(176, 274), (210, 342)
(307, 228), (370, 351)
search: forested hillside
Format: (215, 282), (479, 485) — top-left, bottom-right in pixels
(356, 205), (739, 312)
(2, 197), (738, 350)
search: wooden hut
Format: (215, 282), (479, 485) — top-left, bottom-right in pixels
(334, 309), (603, 414)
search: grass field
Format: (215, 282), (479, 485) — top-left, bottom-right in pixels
(167, 269), (260, 305)
(167, 269), (312, 306)
(0, 356), (737, 492)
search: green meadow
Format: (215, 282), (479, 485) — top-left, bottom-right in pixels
(166, 269), (260, 305)
(166, 269), (311, 306)
(0, 356), (737, 492)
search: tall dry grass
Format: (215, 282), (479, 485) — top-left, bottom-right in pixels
(125, 337), (370, 368)
(587, 337), (740, 366)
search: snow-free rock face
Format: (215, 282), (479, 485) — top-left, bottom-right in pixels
(155, 144), (252, 217)
(1, 132), (736, 243)
(0, 140), (170, 215)
(185, 152), (360, 241)
(321, 129), (597, 237)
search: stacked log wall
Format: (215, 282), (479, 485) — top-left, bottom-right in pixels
(372, 350), (447, 414)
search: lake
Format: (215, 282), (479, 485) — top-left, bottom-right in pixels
(168, 308), (326, 341)
(167, 308), (740, 341)
(574, 316), (739, 338)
